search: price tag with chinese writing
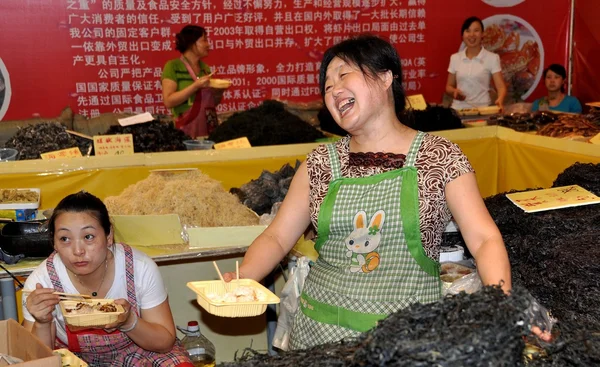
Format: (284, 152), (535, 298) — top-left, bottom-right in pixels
(590, 132), (600, 145)
(40, 147), (83, 160)
(213, 137), (252, 150)
(506, 185), (600, 213)
(93, 134), (134, 156)
(405, 94), (427, 110)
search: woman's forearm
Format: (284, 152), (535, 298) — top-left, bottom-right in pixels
(122, 317), (175, 353)
(240, 231), (290, 281)
(471, 235), (512, 292)
(31, 322), (54, 349)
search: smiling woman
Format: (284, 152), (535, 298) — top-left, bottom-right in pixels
(446, 16), (507, 111)
(21, 191), (193, 367)
(222, 34), (512, 350)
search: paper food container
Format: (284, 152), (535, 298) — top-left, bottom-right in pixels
(209, 78), (233, 89)
(0, 188), (41, 210)
(59, 299), (125, 328)
(187, 279), (280, 318)
(53, 348), (88, 367)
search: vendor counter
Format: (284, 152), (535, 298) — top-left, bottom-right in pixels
(0, 126), (599, 362)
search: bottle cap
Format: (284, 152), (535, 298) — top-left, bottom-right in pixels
(187, 321), (200, 332)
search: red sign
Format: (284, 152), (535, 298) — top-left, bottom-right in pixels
(0, 0), (570, 121)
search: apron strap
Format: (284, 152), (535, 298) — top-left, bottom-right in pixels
(405, 131), (425, 167)
(325, 143), (342, 180)
(121, 244), (138, 309)
(46, 252), (65, 292)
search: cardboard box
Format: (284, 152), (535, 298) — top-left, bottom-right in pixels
(0, 319), (61, 367)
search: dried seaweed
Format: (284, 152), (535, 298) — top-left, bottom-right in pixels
(552, 162), (600, 196)
(220, 286), (536, 367)
(231, 162), (301, 215)
(4, 122), (92, 160)
(400, 106), (463, 132)
(103, 120), (191, 153)
(208, 100), (325, 146)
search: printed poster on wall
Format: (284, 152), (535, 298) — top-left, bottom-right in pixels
(0, 0), (570, 121)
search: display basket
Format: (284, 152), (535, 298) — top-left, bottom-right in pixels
(59, 299), (125, 328)
(187, 279), (280, 318)
(0, 188), (41, 210)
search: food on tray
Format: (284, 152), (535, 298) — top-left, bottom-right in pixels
(206, 286), (267, 303)
(478, 106), (501, 115)
(457, 108), (480, 116)
(105, 170), (259, 227)
(209, 78), (232, 89)
(537, 115), (600, 139)
(64, 302), (118, 314)
(0, 189), (39, 203)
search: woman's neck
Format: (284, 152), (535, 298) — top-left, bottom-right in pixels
(182, 50), (199, 65)
(548, 90), (564, 101)
(350, 119), (415, 154)
(465, 46), (482, 59)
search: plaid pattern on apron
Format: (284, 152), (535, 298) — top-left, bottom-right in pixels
(289, 131), (442, 350)
(48, 244), (192, 366)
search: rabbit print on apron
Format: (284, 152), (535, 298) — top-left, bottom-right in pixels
(289, 131), (442, 350)
(346, 210), (384, 273)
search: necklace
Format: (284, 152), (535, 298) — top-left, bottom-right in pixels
(74, 258), (108, 297)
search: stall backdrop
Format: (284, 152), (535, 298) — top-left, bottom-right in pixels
(572, 0), (600, 106)
(0, 0), (570, 121)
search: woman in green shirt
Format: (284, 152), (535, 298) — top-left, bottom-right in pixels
(161, 25), (221, 137)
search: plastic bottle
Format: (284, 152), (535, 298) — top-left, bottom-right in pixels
(180, 321), (216, 367)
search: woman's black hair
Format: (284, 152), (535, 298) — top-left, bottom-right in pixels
(319, 34), (406, 118)
(175, 25), (206, 53)
(543, 64), (567, 92)
(461, 16), (484, 35)
(48, 191), (111, 238)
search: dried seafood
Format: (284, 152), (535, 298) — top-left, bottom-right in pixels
(231, 162), (300, 215)
(4, 122), (92, 160)
(208, 100), (325, 146)
(221, 286), (540, 367)
(103, 120), (191, 153)
(537, 115), (600, 138)
(65, 302), (117, 314)
(0, 189), (39, 203)
(401, 106), (463, 132)
(105, 170), (259, 227)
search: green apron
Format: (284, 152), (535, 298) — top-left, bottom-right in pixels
(289, 131), (442, 350)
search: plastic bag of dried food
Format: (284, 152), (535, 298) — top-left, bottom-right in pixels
(443, 271), (482, 296)
(259, 202), (282, 226)
(272, 256), (310, 351)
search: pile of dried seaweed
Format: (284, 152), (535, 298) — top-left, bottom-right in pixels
(220, 285), (536, 367)
(4, 122), (92, 160)
(230, 162), (300, 215)
(400, 106), (463, 132)
(444, 162), (600, 365)
(102, 120), (191, 153)
(208, 100), (325, 146)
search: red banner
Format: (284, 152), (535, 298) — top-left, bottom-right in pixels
(0, 0), (570, 121)
(572, 0), (600, 106)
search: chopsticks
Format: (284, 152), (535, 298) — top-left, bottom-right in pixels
(212, 261), (229, 292)
(21, 289), (92, 300)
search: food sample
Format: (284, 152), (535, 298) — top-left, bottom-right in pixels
(105, 170), (259, 227)
(0, 189), (39, 203)
(64, 302), (118, 314)
(206, 286), (267, 303)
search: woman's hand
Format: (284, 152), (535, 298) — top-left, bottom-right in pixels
(453, 88), (466, 101)
(223, 270), (245, 283)
(103, 298), (134, 331)
(193, 75), (211, 90)
(25, 283), (60, 324)
(495, 97), (504, 112)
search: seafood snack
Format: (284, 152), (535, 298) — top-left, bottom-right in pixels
(206, 285), (267, 303)
(187, 279), (280, 317)
(60, 299), (125, 328)
(0, 189), (39, 203)
(64, 301), (118, 315)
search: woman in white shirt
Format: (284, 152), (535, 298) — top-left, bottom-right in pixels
(22, 191), (192, 367)
(446, 17), (507, 111)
